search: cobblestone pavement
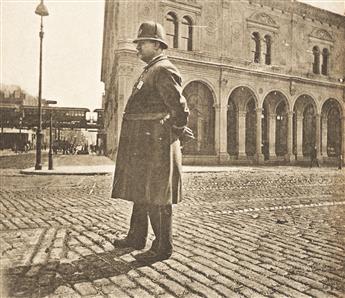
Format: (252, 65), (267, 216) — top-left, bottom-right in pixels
(0, 155), (344, 297)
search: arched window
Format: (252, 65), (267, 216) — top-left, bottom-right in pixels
(264, 34), (271, 65)
(165, 12), (178, 48)
(181, 16), (193, 51)
(252, 32), (261, 63)
(321, 48), (329, 76)
(312, 46), (320, 74)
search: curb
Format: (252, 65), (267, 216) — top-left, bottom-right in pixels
(20, 165), (260, 175)
(20, 165), (114, 175)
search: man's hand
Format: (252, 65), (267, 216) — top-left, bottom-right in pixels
(172, 125), (195, 143)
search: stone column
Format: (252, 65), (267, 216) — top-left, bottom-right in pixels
(315, 113), (321, 159)
(238, 111), (246, 158)
(117, 1), (135, 49)
(117, 86), (126, 140)
(219, 104), (229, 162)
(196, 15), (203, 52)
(213, 103), (221, 158)
(268, 113), (277, 159)
(321, 115), (328, 157)
(117, 65), (134, 141)
(197, 116), (202, 152)
(255, 108), (264, 163)
(296, 114), (304, 160)
(286, 111), (293, 162)
(260, 37), (266, 64)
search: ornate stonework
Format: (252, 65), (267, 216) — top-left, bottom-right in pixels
(221, 78), (228, 89)
(117, 65), (134, 76)
(178, 0), (196, 4)
(232, 23), (241, 40)
(254, 13), (277, 26)
(247, 12), (279, 29)
(309, 28), (334, 42)
(222, 0), (230, 9)
(141, 5), (152, 18)
(206, 17), (218, 35)
(289, 81), (297, 96)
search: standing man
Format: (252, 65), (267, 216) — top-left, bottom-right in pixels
(310, 145), (320, 168)
(338, 154), (343, 170)
(111, 21), (191, 263)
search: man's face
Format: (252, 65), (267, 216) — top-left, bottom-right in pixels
(136, 40), (159, 63)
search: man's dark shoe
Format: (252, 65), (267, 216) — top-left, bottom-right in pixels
(113, 237), (145, 250)
(134, 249), (172, 263)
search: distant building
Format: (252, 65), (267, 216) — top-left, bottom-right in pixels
(0, 85), (100, 152)
(101, 0), (345, 165)
(0, 84), (51, 107)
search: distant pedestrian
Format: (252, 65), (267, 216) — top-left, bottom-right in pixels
(310, 146), (320, 168)
(338, 154), (343, 170)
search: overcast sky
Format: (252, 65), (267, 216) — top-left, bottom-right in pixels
(1, 0), (105, 111)
(1, 0), (344, 111)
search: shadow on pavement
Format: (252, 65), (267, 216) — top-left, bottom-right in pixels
(2, 248), (141, 297)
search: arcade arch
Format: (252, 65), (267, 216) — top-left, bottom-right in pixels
(262, 91), (289, 160)
(321, 98), (342, 157)
(293, 95), (318, 158)
(227, 86), (258, 158)
(182, 81), (215, 155)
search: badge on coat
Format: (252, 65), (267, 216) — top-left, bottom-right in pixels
(137, 81), (144, 89)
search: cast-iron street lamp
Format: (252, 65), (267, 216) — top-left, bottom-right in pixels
(34, 0), (49, 170)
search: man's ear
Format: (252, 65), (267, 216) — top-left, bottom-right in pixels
(154, 41), (162, 50)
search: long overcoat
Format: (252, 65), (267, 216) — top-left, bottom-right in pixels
(111, 55), (189, 205)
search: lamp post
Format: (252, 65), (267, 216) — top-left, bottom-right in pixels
(34, 0), (49, 170)
(46, 100), (57, 170)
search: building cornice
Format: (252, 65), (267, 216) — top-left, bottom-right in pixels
(114, 49), (345, 91)
(246, 0), (345, 29)
(160, 0), (202, 15)
(170, 55), (345, 90)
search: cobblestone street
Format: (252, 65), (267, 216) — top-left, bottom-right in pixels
(0, 154), (344, 297)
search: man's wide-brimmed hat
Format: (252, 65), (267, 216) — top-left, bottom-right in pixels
(133, 21), (168, 49)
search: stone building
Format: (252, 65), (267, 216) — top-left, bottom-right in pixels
(101, 0), (345, 165)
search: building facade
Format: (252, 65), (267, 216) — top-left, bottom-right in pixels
(101, 0), (345, 165)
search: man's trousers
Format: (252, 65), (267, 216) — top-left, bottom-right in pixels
(127, 203), (173, 254)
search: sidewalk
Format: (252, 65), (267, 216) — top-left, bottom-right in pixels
(19, 154), (114, 175)
(19, 154), (262, 175)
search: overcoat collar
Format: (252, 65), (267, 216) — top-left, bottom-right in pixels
(144, 54), (167, 71)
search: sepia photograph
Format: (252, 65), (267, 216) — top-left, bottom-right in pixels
(1, 0), (345, 297)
